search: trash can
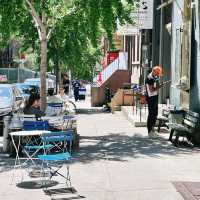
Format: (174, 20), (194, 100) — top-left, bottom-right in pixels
(79, 87), (86, 100)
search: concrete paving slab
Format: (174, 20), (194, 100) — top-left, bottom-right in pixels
(113, 189), (183, 200)
(1, 98), (200, 199)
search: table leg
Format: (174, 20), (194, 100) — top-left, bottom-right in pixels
(10, 135), (23, 183)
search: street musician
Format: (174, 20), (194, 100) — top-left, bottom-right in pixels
(145, 66), (171, 138)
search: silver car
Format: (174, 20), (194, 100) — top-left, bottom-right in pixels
(0, 84), (24, 117)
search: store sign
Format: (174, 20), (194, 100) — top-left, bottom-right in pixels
(117, 0), (154, 35)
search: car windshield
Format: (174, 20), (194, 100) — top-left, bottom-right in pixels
(24, 79), (55, 90)
(16, 85), (29, 94)
(0, 87), (12, 107)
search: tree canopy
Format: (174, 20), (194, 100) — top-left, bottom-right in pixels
(0, 0), (137, 61)
(0, 0), (138, 109)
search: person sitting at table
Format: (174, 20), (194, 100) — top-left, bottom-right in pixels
(57, 87), (75, 114)
(46, 88), (63, 116)
(23, 93), (45, 118)
(57, 87), (69, 103)
(47, 88), (63, 103)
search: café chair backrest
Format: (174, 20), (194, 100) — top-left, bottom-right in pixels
(47, 103), (63, 108)
(23, 120), (49, 131)
(42, 130), (74, 143)
(46, 103), (64, 116)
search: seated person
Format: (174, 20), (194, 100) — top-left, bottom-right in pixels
(47, 88), (63, 103)
(23, 93), (45, 118)
(46, 88), (63, 116)
(57, 87), (75, 114)
(57, 87), (69, 103)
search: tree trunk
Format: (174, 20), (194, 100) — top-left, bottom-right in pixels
(25, 0), (48, 111)
(40, 36), (47, 111)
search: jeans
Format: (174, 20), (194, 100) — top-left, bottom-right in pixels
(74, 88), (79, 101)
(146, 95), (158, 133)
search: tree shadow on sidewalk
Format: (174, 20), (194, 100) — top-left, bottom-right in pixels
(76, 108), (109, 115)
(73, 133), (199, 164)
(0, 133), (198, 173)
(0, 153), (15, 173)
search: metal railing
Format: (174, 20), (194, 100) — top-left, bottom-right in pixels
(95, 52), (128, 86)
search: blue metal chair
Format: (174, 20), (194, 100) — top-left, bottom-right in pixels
(37, 130), (74, 187)
(23, 120), (49, 131)
(46, 103), (64, 116)
(63, 115), (75, 120)
(22, 120), (52, 166)
(62, 115), (76, 130)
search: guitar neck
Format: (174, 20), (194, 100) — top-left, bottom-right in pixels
(161, 80), (171, 86)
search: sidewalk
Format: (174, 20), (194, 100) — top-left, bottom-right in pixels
(0, 98), (200, 199)
(121, 104), (168, 127)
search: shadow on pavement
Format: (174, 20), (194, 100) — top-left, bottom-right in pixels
(0, 132), (199, 173)
(73, 133), (199, 163)
(17, 180), (59, 189)
(76, 108), (109, 115)
(0, 153), (15, 173)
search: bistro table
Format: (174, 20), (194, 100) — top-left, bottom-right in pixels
(9, 130), (51, 182)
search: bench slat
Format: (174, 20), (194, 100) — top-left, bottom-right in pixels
(183, 119), (196, 128)
(185, 114), (198, 123)
(169, 110), (200, 146)
(187, 110), (200, 118)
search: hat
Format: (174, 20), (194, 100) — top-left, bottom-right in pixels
(152, 66), (163, 76)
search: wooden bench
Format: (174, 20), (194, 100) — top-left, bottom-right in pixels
(168, 110), (200, 146)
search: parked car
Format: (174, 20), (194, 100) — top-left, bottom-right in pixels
(0, 84), (24, 118)
(14, 83), (39, 101)
(0, 84), (24, 135)
(24, 78), (55, 92)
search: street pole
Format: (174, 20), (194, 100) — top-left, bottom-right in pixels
(159, 0), (164, 104)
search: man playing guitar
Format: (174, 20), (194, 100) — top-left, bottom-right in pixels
(145, 66), (171, 138)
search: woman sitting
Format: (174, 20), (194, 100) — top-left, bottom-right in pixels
(57, 87), (69, 103)
(57, 87), (75, 114)
(46, 88), (63, 116)
(23, 93), (45, 118)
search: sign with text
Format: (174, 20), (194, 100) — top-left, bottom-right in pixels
(117, 0), (154, 35)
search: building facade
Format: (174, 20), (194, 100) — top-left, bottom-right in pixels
(170, 0), (200, 113)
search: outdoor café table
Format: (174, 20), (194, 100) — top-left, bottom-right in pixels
(9, 130), (50, 170)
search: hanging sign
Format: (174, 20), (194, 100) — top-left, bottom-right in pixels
(117, 0), (154, 35)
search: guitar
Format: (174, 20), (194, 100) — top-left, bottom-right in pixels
(159, 80), (171, 88)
